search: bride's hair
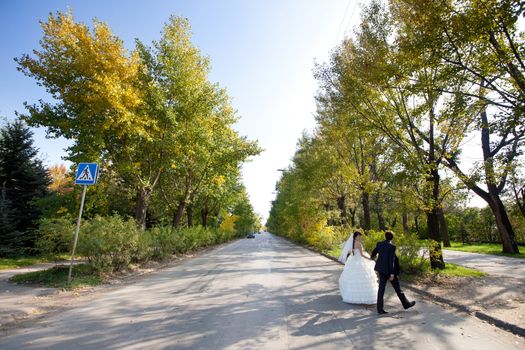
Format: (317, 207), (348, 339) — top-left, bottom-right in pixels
(352, 231), (362, 254)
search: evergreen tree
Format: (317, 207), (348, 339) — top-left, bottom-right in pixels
(0, 120), (50, 253)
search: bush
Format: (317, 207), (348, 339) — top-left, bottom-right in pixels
(306, 226), (339, 251)
(142, 225), (175, 261)
(35, 216), (75, 256)
(77, 215), (140, 272)
(172, 226), (238, 254)
(34, 213), (244, 274)
(362, 229), (425, 274)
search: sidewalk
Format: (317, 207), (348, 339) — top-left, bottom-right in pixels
(0, 263), (62, 328)
(0, 261), (90, 329)
(406, 249), (525, 336)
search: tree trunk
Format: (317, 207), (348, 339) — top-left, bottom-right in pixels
(512, 184), (525, 218)
(336, 195), (347, 225)
(390, 216), (397, 230)
(460, 222), (467, 244)
(487, 194), (520, 253)
(426, 209), (445, 269)
(135, 187), (152, 230)
(478, 108), (519, 253)
(427, 167), (445, 269)
(201, 207), (209, 227)
(186, 205), (193, 227)
(373, 193), (386, 231)
(437, 207), (451, 247)
(402, 212), (410, 234)
(172, 201), (186, 228)
(427, 108), (445, 269)
(361, 191), (371, 230)
(414, 213), (421, 236)
(349, 207), (356, 227)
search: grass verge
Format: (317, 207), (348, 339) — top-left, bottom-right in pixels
(9, 264), (102, 289)
(0, 254), (71, 270)
(445, 242), (525, 259)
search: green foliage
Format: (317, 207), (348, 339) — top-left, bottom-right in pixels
(362, 230), (425, 274)
(9, 264), (102, 289)
(269, 0), (525, 262)
(417, 261), (486, 278)
(141, 225), (175, 261)
(35, 216), (75, 256)
(77, 215), (140, 272)
(447, 242), (525, 259)
(0, 119), (50, 254)
(17, 11), (260, 230)
(34, 213), (243, 273)
(232, 188), (260, 235)
(444, 206), (524, 244)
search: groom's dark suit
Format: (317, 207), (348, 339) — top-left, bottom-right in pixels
(371, 240), (412, 313)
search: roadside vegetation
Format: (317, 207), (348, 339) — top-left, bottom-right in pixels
(324, 231), (485, 279)
(0, 254), (70, 270)
(446, 242), (525, 260)
(10, 264), (102, 289)
(1, 12), (261, 287)
(267, 0), (525, 277)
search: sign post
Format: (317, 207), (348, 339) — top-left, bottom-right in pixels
(68, 163), (98, 285)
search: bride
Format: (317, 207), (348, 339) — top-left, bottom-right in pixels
(338, 231), (378, 305)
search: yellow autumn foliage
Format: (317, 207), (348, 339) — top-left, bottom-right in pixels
(219, 214), (239, 234)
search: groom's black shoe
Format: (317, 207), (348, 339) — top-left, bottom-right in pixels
(378, 310), (388, 315)
(403, 301), (416, 310)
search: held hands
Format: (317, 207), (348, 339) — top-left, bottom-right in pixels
(389, 274), (394, 281)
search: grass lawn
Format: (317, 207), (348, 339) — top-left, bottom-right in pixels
(445, 242), (525, 259)
(0, 254), (71, 270)
(9, 264), (102, 289)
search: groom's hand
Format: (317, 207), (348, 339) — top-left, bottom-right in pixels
(389, 274), (394, 281)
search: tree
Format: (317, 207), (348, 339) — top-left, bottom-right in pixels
(390, 0), (525, 253)
(0, 120), (50, 252)
(134, 17), (260, 228)
(48, 164), (73, 193)
(16, 11), (156, 227)
(16, 13), (260, 230)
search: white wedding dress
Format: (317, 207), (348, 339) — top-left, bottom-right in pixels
(339, 248), (379, 305)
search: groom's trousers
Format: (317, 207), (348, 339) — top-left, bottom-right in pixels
(377, 273), (410, 312)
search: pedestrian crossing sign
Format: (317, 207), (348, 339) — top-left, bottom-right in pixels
(75, 163), (98, 185)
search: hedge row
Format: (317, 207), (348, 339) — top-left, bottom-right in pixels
(36, 215), (242, 272)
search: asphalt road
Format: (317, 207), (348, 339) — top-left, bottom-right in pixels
(1, 232), (523, 349)
(443, 249), (525, 281)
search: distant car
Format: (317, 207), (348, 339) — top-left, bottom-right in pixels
(257, 231), (262, 234)
(246, 233), (255, 239)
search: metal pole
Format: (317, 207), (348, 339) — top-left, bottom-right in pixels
(68, 185), (87, 285)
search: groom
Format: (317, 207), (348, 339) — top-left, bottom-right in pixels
(371, 230), (416, 315)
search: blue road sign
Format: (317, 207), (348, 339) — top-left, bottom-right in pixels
(75, 163), (98, 185)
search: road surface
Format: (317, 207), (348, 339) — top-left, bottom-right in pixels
(443, 249), (525, 281)
(1, 232), (523, 349)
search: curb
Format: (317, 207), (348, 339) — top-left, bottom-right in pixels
(280, 236), (525, 339)
(402, 285), (525, 338)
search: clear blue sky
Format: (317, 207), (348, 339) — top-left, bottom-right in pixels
(0, 0), (365, 220)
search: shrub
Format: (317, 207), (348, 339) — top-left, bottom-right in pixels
(35, 212), (245, 274)
(306, 226), (337, 251)
(362, 229), (425, 274)
(35, 216), (75, 256)
(143, 225), (175, 261)
(77, 215), (140, 272)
